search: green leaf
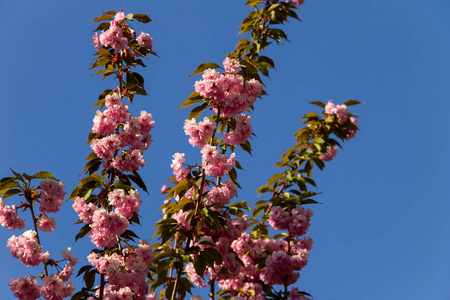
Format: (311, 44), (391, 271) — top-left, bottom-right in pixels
(193, 255), (207, 277)
(94, 22), (110, 32)
(1, 188), (21, 200)
(83, 158), (102, 175)
(252, 202), (268, 217)
(103, 10), (117, 16)
(301, 112), (319, 120)
(301, 199), (320, 205)
(273, 233), (289, 239)
(85, 152), (97, 161)
(189, 62), (222, 77)
(33, 171), (55, 180)
(126, 72), (145, 88)
(202, 248), (222, 267)
(84, 269), (96, 290)
(92, 15), (113, 22)
(266, 173), (282, 186)
(75, 223), (91, 242)
(188, 102), (209, 120)
(132, 14), (153, 23)
(76, 265), (93, 277)
(240, 59), (258, 74)
(129, 171), (149, 194)
(178, 91), (204, 109)
(0, 179), (20, 191)
(240, 140), (252, 155)
(309, 101), (326, 108)
(343, 99), (362, 106)
(229, 201), (250, 210)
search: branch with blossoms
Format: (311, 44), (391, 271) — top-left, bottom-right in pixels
(0, 171), (78, 300)
(0, 3), (362, 300)
(69, 10), (157, 300)
(148, 2), (335, 300)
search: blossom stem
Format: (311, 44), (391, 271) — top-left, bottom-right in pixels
(209, 278), (215, 300)
(27, 195), (48, 276)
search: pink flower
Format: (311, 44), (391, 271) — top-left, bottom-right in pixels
(223, 57), (240, 74)
(184, 117), (217, 148)
(206, 179), (237, 206)
(146, 293), (157, 300)
(100, 22), (128, 51)
(223, 114), (253, 146)
(0, 199), (25, 230)
(288, 207), (313, 237)
(9, 276), (41, 300)
(39, 179), (65, 213)
(114, 11), (126, 22)
(201, 145), (235, 177)
(186, 262), (207, 287)
(268, 206), (292, 230)
(7, 230), (50, 266)
(62, 247), (78, 267)
(137, 32), (153, 49)
(37, 215), (57, 232)
(92, 110), (116, 136)
(324, 100), (348, 124)
(347, 116), (358, 140)
(335, 104), (348, 124)
(58, 264), (74, 282)
(40, 274), (74, 299)
(92, 32), (101, 50)
(72, 197), (98, 223)
(287, 0), (305, 6)
(319, 145), (338, 161)
(289, 287), (311, 300)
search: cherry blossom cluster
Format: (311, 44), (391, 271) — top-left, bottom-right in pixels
(9, 273), (75, 300)
(184, 212), (313, 300)
(73, 188), (142, 248)
(37, 178), (66, 214)
(93, 11), (153, 53)
(194, 57), (263, 118)
(187, 216), (249, 286)
(91, 92), (155, 172)
(319, 145), (337, 162)
(268, 206), (313, 237)
(222, 235), (312, 300)
(8, 244), (78, 300)
(169, 148), (236, 205)
(186, 57), (261, 150)
(183, 117), (217, 148)
(201, 145), (236, 178)
(324, 100), (349, 125)
(7, 230), (50, 266)
(0, 198), (25, 230)
(0, 177), (79, 300)
(87, 240), (154, 299)
(316, 100), (358, 161)
(286, 0), (305, 6)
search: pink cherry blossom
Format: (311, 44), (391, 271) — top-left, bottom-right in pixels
(319, 145), (338, 161)
(137, 32), (153, 49)
(7, 230), (50, 266)
(9, 276), (41, 300)
(92, 32), (101, 50)
(36, 215), (57, 232)
(61, 247), (78, 267)
(223, 57), (240, 74)
(0, 199), (25, 230)
(114, 11), (126, 22)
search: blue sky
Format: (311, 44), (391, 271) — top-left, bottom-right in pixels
(1, 1), (449, 299)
